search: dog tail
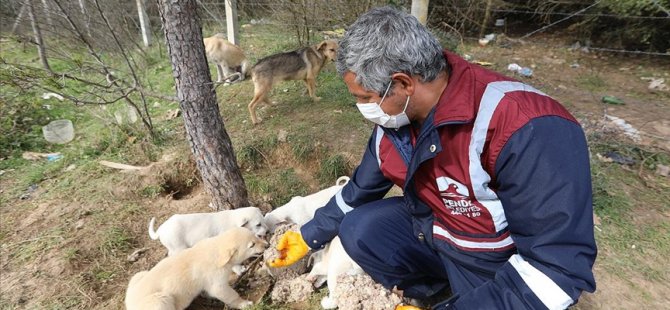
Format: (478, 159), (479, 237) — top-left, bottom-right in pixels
(148, 217), (160, 240)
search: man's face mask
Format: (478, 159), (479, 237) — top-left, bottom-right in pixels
(356, 81), (410, 129)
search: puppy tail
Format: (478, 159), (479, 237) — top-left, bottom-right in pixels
(148, 217), (160, 240)
(336, 176), (350, 186)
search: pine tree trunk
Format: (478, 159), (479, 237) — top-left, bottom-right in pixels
(157, 0), (249, 210)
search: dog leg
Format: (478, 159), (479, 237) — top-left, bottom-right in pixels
(248, 95), (263, 125)
(249, 82), (272, 125)
(206, 284), (252, 309)
(215, 64), (225, 83)
(305, 78), (321, 101)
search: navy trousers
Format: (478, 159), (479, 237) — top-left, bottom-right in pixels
(338, 197), (490, 300)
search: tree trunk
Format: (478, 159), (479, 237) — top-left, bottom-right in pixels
(225, 0), (239, 45)
(78, 0), (91, 37)
(136, 0), (152, 47)
(479, 0), (493, 38)
(411, 0), (430, 25)
(157, 0), (249, 210)
(27, 0), (51, 73)
(11, 3), (27, 35)
(40, 0), (53, 27)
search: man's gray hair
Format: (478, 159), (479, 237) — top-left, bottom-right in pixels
(336, 6), (447, 95)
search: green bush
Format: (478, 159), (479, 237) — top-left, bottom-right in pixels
(318, 154), (351, 185)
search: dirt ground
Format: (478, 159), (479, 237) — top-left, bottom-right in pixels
(1, 35), (669, 309)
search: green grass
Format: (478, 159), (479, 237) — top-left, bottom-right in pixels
(589, 137), (670, 284)
(10, 228), (66, 264)
(575, 73), (607, 92)
(39, 296), (83, 310)
(99, 226), (134, 256)
(318, 153), (351, 185)
(3, 19), (670, 310)
(246, 168), (310, 206)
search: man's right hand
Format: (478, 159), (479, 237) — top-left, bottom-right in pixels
(395, 304), (424, 310)
(267, 231), (309, 267)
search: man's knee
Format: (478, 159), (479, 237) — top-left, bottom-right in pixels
(338, 208), (367, 259)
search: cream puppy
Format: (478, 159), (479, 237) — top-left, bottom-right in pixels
(264, 176), (350, 232)
(125, 227), (267, 310)
(149, 206), (267, 256)
(306, 236), (364, 309)
(203, 33), (250, 83)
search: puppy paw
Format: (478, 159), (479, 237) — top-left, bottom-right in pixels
(232, 265), (247, 276)
(321, 296), (338, 309)
(233, 299), (253, 309)
(313, 96), (322, 102)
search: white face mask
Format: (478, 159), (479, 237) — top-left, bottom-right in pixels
(356, 81), (411, 129)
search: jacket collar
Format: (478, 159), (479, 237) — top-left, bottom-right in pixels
(432, 51), (477, 125)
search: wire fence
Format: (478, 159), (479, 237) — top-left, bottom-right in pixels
(196, 1), (670, 57)
(4, 0), (667, 57)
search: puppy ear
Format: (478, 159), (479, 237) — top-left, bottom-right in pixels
(307, 252), (315, 267)
(218, 248), (237, 267)
(317, 41), (328, 52)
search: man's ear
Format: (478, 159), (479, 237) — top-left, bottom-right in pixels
(391, 73), (415, 96)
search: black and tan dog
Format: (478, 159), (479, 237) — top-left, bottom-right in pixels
(248, 40), (338, 124)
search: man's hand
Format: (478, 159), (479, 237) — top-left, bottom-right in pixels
(395, 304), (423, 310)
(267, 231), (309, 267)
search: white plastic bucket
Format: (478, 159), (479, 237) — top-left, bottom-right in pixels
(42, 119), (74, 144)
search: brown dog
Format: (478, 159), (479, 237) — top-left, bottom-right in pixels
(248, 40), (338, 124)
(203, 33), (250, 83)
(125, 227), (268, 310)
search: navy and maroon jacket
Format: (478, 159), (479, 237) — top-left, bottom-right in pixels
(301, 51), (597, 309)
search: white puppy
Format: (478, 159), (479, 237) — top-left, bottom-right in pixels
(307, 236), (364, 309)
(125, 227), (267, 310)
(149, 206), (267, 256)
(264, 176), (350, 232)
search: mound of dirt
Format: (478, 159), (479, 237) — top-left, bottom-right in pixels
(270, 274), (316, 304)
(333, 274), (403, 309)
(264, 223), (402, 308)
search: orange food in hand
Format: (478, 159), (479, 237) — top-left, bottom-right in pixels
(268, 231), (309, 267)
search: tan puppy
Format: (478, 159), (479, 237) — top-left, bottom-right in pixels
(203, 33), (250, 83)
(148, 206), (267, 256)
(125, 227), (268, 310)
(248, 39), (338, 124)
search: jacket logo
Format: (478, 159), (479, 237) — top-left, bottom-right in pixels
(436, 176), (481, 218)
(436, 176), (469, 198)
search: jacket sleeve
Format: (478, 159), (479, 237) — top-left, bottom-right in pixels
(447, 116), (597, 310)
(301, 126), (394, 249)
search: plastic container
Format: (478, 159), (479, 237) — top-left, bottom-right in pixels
(42, 119), (74, 144)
